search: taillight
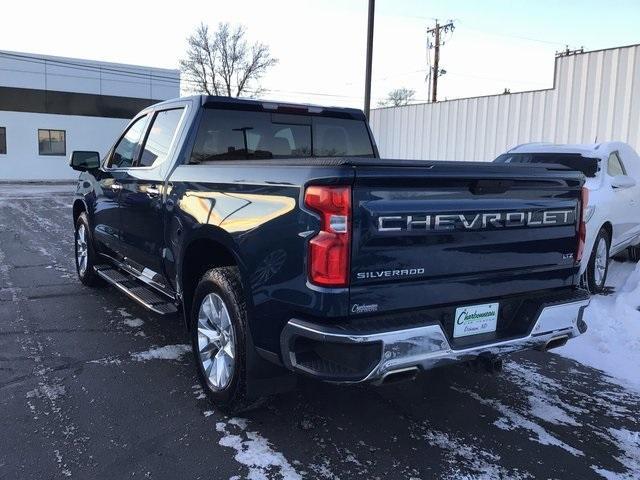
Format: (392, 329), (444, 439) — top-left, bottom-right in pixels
(304, 185), (351, 287)
(576, 187), (588, 262)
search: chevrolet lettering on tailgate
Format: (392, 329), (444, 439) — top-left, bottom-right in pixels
(376, 210), (575, 232)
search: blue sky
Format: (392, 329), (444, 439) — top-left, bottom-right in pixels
(1, 0), (639, 107)
(377, 0), (640, 49)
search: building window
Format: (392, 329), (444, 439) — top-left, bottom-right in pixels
(38, 129), (66, 156)
(0, 127), (6, 154)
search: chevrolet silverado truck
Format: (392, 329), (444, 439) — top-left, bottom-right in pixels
(70, 95), (590, 411)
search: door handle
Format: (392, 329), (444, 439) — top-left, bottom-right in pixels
(111, 183), (122, 191)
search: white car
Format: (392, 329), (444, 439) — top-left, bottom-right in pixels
(495, 142), (640, 293)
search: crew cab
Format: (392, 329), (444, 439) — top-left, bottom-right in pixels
(495, 142), (640, 293)
(70, 96), (590, 411)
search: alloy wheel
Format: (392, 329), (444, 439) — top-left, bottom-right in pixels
(197, 293), (236, 391)
(76, 224), (88, 276)
(594, 237), (608, 286)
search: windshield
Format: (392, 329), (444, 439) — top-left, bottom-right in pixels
(494, 152), (599, 177)
(190, 108), (375, 163)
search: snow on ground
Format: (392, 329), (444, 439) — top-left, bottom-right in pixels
(452, 386), (585, 457)
(216, 418), (302, 480)
(130, 344), (190, 361)
(593, 428), (640, 479)
(557, 260), (640, 391)
(123, 318), (144, 328)
(504, 361), (587, 427)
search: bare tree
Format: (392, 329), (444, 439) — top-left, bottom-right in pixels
(180, 22), (278, 97)
(378, 88), (416, 107)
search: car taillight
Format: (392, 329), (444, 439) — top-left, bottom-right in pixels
(304, 185), (351, 287)
(576, 187), (588, 262)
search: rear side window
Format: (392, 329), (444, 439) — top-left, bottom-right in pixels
(108, 115), (148, 168)
(607, 152), (626, 176)
(313, 117), (374, 157)
(189, 109), (374, 164)
(0, 127), (5, 154)
(138, 108), (184, 167)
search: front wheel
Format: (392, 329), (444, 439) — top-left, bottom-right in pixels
(586, 228), (610, 293)
(190, 266), (250, 413)
(74, 212), (103, 287)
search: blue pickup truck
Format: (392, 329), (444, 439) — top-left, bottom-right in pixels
(70, 95), (590, 411)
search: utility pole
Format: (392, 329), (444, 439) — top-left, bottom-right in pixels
(364, 0), (375, 119)
(427, 20), (454, 103)
(556, 45), (584, 58)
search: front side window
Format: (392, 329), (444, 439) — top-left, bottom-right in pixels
(38, 129), (66, 156)
(189, 109), (374, 164)
(607, 152), (626, 177)
(0, 127), (6, 154)
(137, 108), (184, 167)
(107, 115), (148, 168)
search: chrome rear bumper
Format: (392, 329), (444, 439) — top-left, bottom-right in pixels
(280, 297), (590, 383)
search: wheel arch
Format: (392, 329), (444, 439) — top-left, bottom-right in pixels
(72, 198), (89, 226)
(600, 221), (613, 243)
(179, 226), (250, 330)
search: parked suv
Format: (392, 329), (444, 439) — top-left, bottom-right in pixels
(71, 96), (589, 411)
(495, 142), (640, 293)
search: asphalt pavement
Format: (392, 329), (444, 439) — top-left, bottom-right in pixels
(0, 184), (638, 480)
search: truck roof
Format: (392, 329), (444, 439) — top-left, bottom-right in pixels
(154, 95), (367, 120)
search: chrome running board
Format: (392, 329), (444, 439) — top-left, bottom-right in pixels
(94, 266), (178, 315)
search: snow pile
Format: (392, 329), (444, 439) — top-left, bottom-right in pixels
(558, 261), (640, 390)
(131, 344), (190, 361)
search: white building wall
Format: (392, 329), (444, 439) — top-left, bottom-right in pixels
(369, 44), (640, 161)
(0, 111), (128, 180)
(0, 50), (180, 180)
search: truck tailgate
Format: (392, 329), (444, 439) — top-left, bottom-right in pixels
(350, 162), (584, 314)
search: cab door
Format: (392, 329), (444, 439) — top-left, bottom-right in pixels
(118, 106), (187, 282)
(93, 114), (149, 257)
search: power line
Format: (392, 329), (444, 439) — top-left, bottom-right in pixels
(455, 21), (566, 47)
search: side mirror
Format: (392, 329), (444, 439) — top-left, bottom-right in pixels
(70, 151), (100, 171)
(611, 175), (636, 189)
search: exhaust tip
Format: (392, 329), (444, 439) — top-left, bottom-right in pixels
(380, 367), (419, 385)
(544, 335), (569, 351)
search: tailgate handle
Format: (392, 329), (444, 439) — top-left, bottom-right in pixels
(470, 179), (514, 195)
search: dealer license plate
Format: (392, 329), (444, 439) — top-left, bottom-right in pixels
(453, 302), (499, 338)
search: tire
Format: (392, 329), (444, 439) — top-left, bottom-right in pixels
(586, 228), (610, 294)
(74, 212), (103, 287)
(190, 266), (251, 413)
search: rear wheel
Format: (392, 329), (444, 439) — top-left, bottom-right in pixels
(586, 228), (610, 293)
(74, 212), (103, 287)
(190, 266), (250, 413)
